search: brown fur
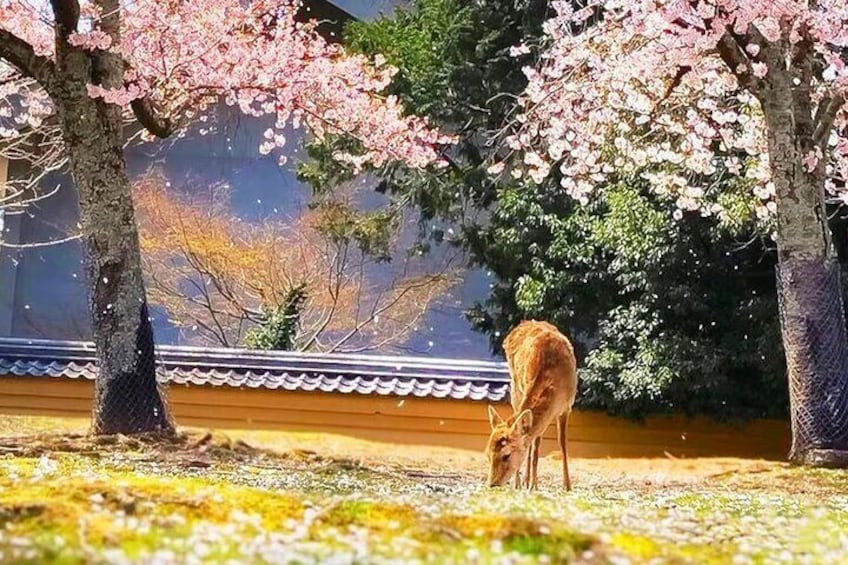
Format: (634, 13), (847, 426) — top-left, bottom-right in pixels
(485, 320), (577, 490)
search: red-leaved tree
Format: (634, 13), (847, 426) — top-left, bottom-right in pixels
(0, 0), (451, 434)
(501, 0), (848, 465)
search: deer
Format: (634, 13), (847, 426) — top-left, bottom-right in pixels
(485, 320), (577, 491)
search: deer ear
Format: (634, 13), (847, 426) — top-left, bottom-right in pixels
(514, 409), (533, 434)
(488, 405), (504, 428)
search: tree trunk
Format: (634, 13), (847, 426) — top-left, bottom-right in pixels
(762, 74), (848, 467)
(53, 50), (172, 436)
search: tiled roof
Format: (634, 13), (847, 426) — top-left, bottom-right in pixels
(0, 338), (510, 402)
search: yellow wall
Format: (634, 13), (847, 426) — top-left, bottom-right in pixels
(0, 376), (791, 459)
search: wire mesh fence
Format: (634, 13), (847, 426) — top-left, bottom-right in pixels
(91, 302), (174, 436)
(777, 257), (848, 461)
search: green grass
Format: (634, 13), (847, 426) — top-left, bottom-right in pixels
(0, 451), (594, 564)
(1, 423), (848, 564)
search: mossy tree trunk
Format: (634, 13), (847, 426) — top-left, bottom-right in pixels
(759, 43), (848, 467)
(50, 2), (172, 435)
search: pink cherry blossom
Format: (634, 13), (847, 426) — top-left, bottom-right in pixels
(501, 0), (848, 234)
(68, 30), (112, 51)
(0, 0), (453, 173)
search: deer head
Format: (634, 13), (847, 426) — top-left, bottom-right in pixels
(484, 405), (533, 487)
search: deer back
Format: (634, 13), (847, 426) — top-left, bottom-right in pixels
(503, 320), (577, 436)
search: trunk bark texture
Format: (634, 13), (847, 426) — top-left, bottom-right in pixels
(761, 50), (848, 467)
(53, 39), (172, 435)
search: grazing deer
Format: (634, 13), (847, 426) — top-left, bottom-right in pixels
(485, 320), (577, 490)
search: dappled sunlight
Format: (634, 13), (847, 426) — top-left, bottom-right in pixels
(3, 0), (848, 563)
(1, 417), (847, 563)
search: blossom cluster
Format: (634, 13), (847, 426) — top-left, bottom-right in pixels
(0, 0), (452, 171)
(501, 0), (848, 232)
(0, 2), (55, 141)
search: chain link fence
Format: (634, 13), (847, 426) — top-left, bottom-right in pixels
(777, 258), (848, 463)
(91, 302), (174, 435)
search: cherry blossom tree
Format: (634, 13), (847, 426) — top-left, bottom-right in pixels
(0, 0), (451, 434)
(502, 0), (848, 465)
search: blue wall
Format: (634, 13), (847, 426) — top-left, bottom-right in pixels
(0, 0), (496, 360)
(0, 110), (495, 360)
(329, 0), (405, 20)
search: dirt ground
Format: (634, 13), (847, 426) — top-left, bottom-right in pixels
(0, 414), (783, 489)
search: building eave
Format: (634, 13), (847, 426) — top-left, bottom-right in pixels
(0, 337), (510, 402)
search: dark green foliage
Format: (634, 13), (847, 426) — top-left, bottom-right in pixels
(467, 181), (786, 420)
(344, 0), (475, 119)
(296, 137), (358, 196)
(297, 140), (400, 262)
(320, 0), (551, 231)
(245, 284), (308, 351)
(319, 0), (789, 420)
(309, 199), (399, 262)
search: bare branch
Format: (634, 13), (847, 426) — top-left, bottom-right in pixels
(0, 233), (82, 249)
(343, 307), (427, 353)
(328, 271), (456, 352)
(194, 273), (231, 346)
(660, 65), (692, 103)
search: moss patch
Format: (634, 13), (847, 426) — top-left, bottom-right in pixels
(320, 499), (418, 532)
(0, 453), (594, 564)
(609, 533), (737, 565)
(314, 500), (596, 561)
(1, 423), (848, 564)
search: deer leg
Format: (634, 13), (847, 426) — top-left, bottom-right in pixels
(531, 436), (541, 490)
(510, 393), (523, 489)
(523, 444), (533, 488)
(557, 411), (572, 491)
(511, 449), (522, 487)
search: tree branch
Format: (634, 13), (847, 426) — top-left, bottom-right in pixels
(131, 97), (175, 138)
(813, 94), (845, 146)
(328, 272), (451, 352)
(91, 0), (172, 139)
(0, 30), (57, 89)
(790, 23), (814, 69)
(660, 65), (692, 103)
(0, 233), (82, 249)
(49, 0), (81, 38)
(716, 33), (762, 94)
